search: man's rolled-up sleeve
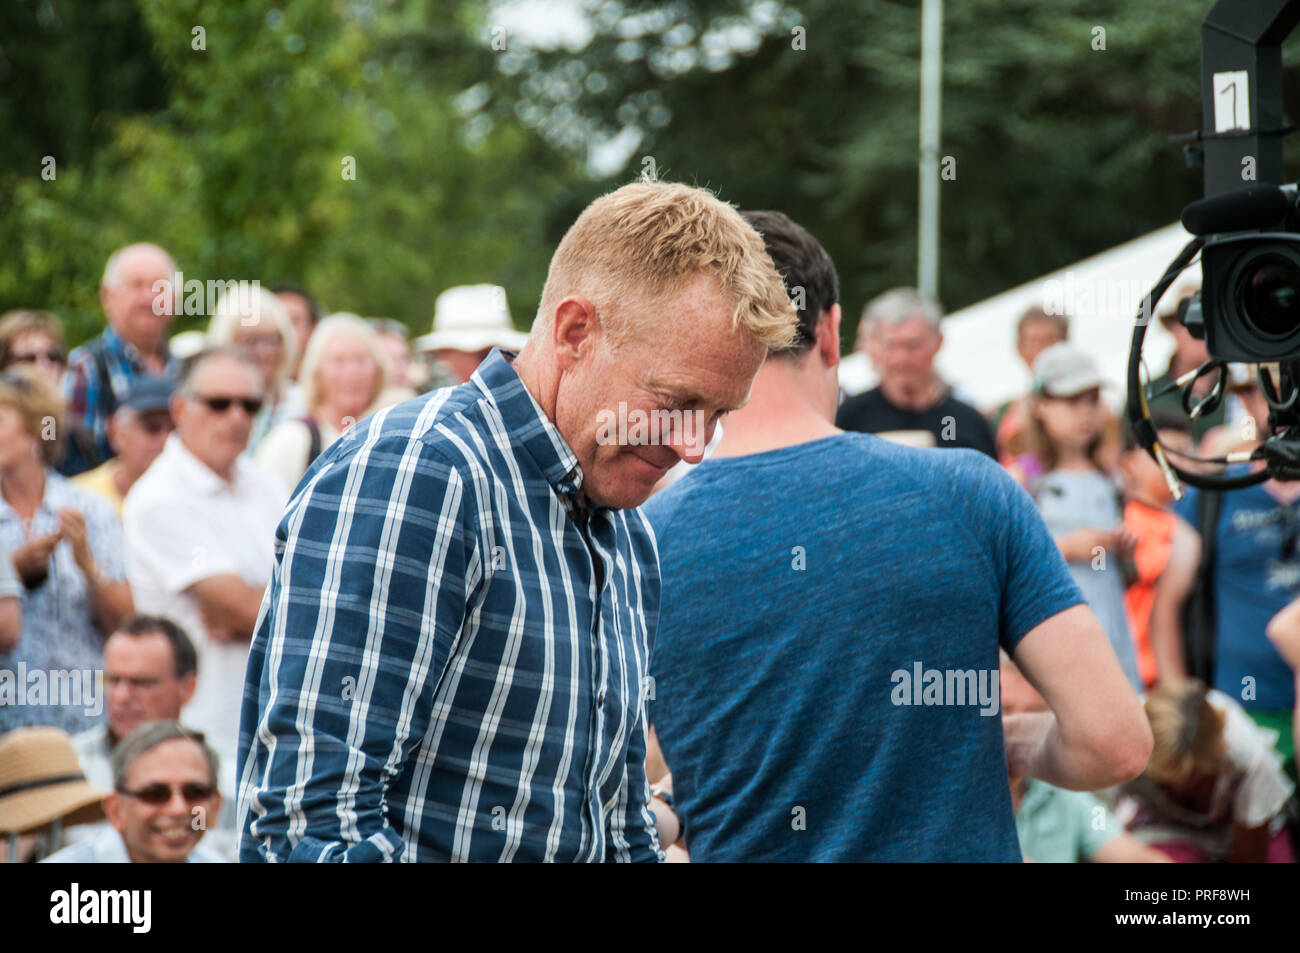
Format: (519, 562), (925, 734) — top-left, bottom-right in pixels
(606, 701), (665, 863)
(238, 434), (472, 862)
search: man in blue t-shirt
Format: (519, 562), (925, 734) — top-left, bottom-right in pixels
(1163, 380), (1300, 781)
(641, 211), (1154, 862)
(1174, 483), (1300, 713)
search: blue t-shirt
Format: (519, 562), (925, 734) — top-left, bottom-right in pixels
(1177, 484), (1299, 711)
(642, 433), (1084, 862)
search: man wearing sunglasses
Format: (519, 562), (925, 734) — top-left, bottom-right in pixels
(43, 720), (225, 863)
(124, 349), (288, 782)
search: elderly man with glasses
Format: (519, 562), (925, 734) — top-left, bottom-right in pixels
(123, 348), (288, 778)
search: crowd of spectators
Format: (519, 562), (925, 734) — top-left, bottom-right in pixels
(0, 223), (1295, 863)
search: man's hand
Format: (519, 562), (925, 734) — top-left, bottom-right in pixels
(11, 532), (61, 581)
(1009, 604), (1154, 790)
(188, 574), (267, 642)
(649, 774), (681, 848)
(198, 600), (241, 644)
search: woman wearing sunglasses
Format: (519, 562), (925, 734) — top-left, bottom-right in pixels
(0, 310), (67, 392)
(0, 367), (134, 737)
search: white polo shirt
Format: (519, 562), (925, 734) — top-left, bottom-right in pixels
(123, 434), (288, 767)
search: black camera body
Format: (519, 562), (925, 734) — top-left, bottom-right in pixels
(1199, 228), (1300, 362)
(1125, 1), (1300, 489)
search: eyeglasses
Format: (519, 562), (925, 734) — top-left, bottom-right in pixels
(117, 782), (216, 805)
(10, 349), (65, 365)
(192, 394), (263, 416)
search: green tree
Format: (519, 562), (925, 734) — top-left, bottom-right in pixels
(0, 0), (585, 344)
(489, 0), (1300, 346)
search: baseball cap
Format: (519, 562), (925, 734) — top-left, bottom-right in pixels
(1032, 343), (1105, 398)
(119, 376), (175, 414)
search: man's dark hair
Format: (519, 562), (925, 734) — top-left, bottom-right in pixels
(1123, 407), (1190, 454)
(111, 614), (198, 678)
(1016, 305), (1069, 343)
(270, 283), (323, 327)
(111, 721), (218, 792)
(741, 210), (838, 357)
(176, 345), (260, 395)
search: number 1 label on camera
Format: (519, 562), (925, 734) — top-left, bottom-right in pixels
(1214, 70), (1251, 133)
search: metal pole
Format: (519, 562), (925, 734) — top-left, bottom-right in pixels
(918, 0), (943, 299)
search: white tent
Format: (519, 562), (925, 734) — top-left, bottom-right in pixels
(840, 222), (1198, 413)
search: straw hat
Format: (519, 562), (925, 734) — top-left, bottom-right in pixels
(413, 284), (529, 354)
(0, 727), (108, 833)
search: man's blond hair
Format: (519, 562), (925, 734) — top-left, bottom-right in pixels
(537, 181), (796, 350)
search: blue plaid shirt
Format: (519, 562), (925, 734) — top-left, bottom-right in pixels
(236, 350), (664, 862)
(62, 325), (177, 474)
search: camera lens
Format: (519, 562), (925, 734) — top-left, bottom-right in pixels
(1237, 255), (1300, 338)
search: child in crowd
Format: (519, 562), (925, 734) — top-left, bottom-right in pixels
(1119, 409), (1197, 688)
(993, 305), (1069, 466)
(1115, 679), (1296, 862)
(1008, 343), (1142, 692)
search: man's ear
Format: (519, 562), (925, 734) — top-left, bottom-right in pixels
(817, 304), (842, 369)
(177, 672), (196, 708)
(102, 793), (125, 833)
(105, 415), (119, 455)
(552, 297), (601, 371)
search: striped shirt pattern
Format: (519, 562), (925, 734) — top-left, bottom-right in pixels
(236, 349), (664, 862)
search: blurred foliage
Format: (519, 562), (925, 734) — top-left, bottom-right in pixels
(0, 0), (585, 345)
(3, 0), (1300, 351)
(490, 0), (1300, 347)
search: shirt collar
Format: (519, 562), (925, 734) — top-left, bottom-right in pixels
(103, 324), (173, 370)
(1018, 778), (1052, 816)
(471, 349), (586, 500)
(92, 825), (133, 863)
(91, 824), (206, 863)
(161, 433), (243, 496)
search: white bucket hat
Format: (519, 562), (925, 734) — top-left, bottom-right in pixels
(414, 284), (529, 354)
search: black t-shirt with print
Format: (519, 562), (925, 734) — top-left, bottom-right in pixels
(835, 386), (998, 458)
